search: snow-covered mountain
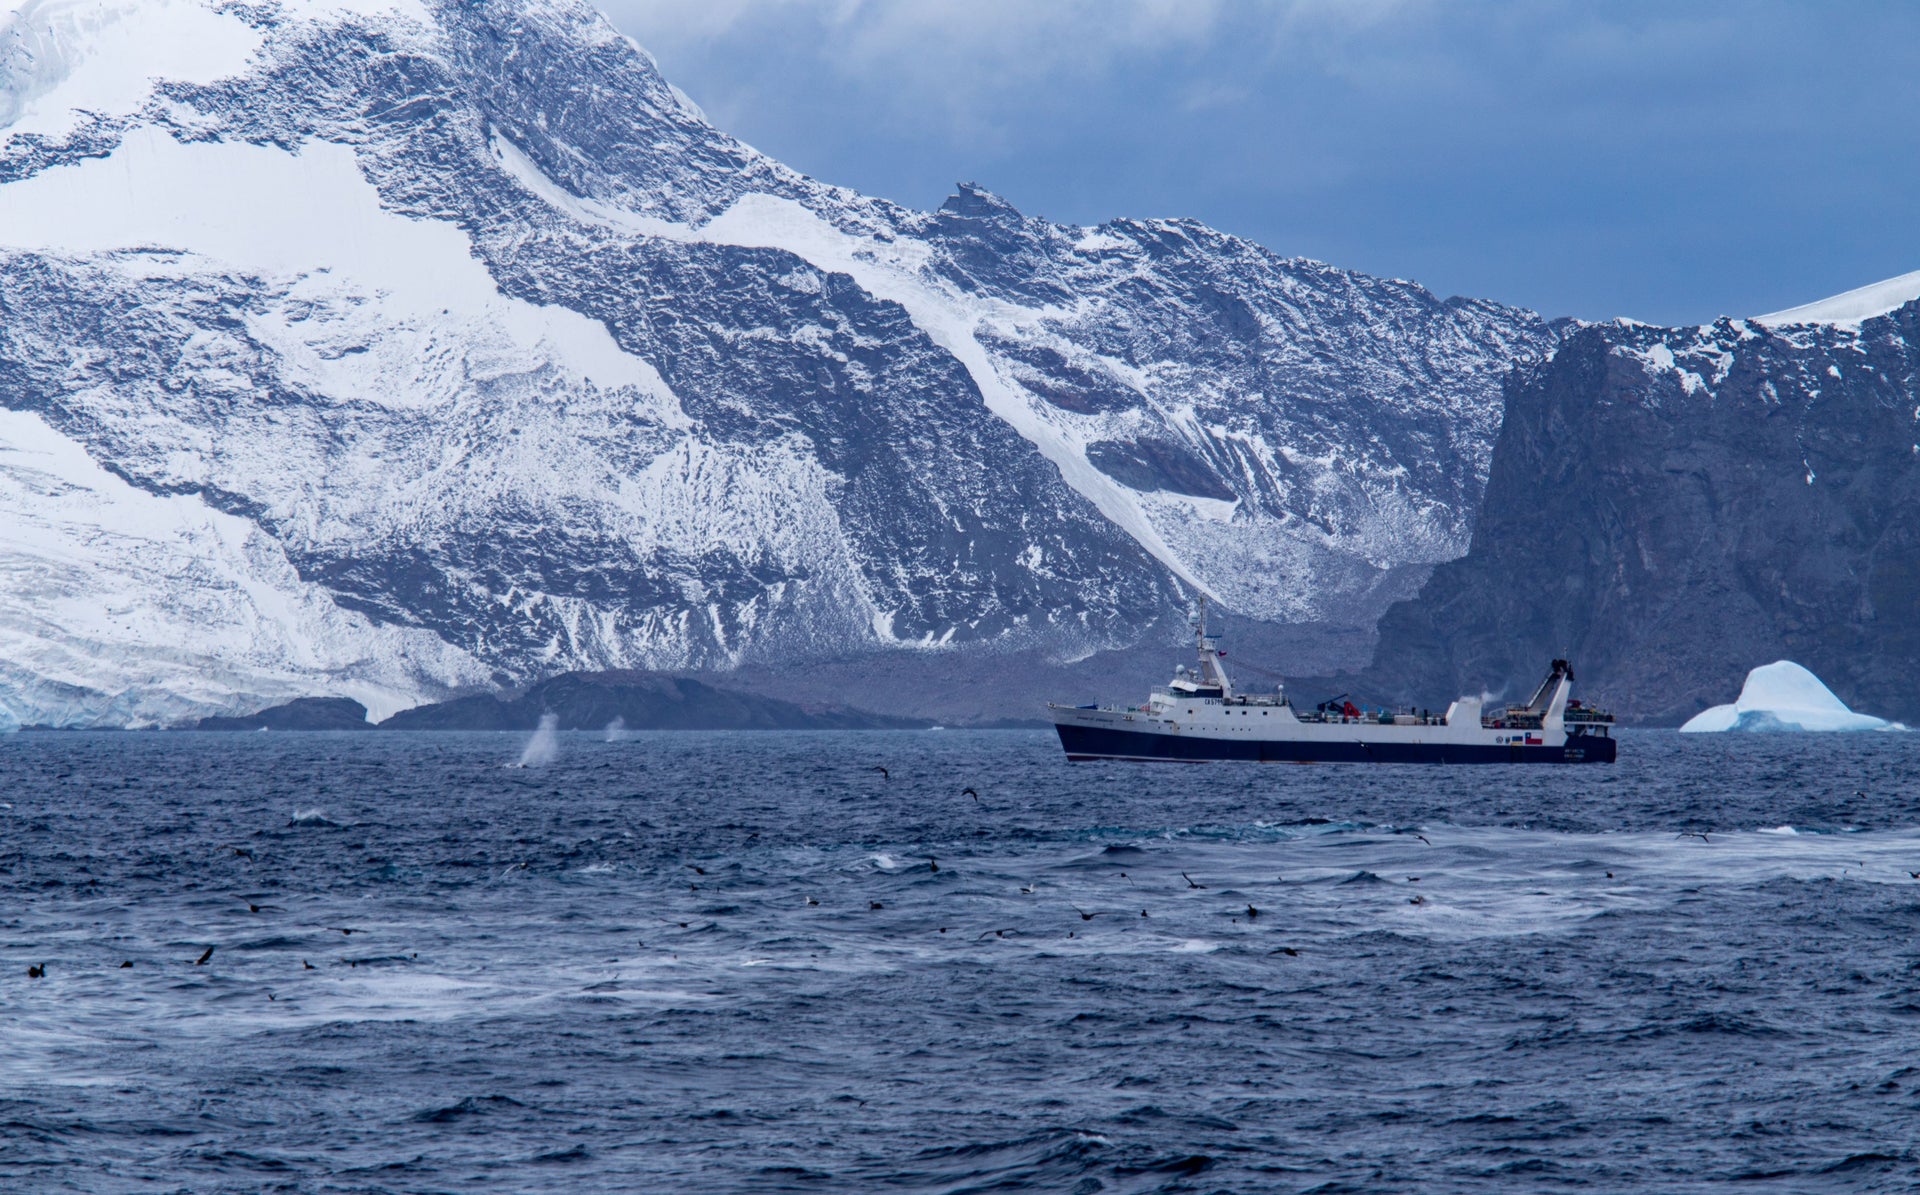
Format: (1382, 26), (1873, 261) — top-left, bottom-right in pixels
(0, 0), (1557, 727)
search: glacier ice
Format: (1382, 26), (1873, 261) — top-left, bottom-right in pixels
(1754, 269), (1920, 329)
(0, 407), (487, 730)
(1679, 661), (1900, 733)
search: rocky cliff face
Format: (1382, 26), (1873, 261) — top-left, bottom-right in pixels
(1362, 288), (1920, 724)
(0, 0), (1556, 727)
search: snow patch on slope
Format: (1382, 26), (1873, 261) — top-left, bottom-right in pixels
(0, 128), (672, 401)
(0, 407), (485, 729)
(0, 0), (260, 141)
(490, 131), (687, 241)
(1620, 342), (1707, 396)
(1755, 270), (1920, 328)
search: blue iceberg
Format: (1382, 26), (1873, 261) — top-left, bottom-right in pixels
(1680, 661), (1901, 733)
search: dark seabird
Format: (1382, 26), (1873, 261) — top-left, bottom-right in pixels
(1270, 946), (1299, 957)
(1408, 895), (1425, 905)
(27, 964), (44, 978)
(303, 960), (316, 970)
(1416, 835), (1432, 846)
(248, 903), (261, 913)
(869, 901), (884, 910)
(1073, 906), (1102, 921)
(872, 766), (889, 780)
(1407, 877), (1420, 883)
(687, 865), (706, 875)
(962, 787), (979, 802)
(195, 946), (215, 965)
(1182, 872), (1205, 889)
(929, 858), (938, 873)
(1678, 831), (1711, 843)
(1246, 904), (1259, 919)
(119, 961), (132, 968)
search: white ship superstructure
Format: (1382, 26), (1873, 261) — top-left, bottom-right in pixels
(1048, 609), (1616, 764)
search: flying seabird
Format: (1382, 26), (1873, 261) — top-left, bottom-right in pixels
(1073, 906), (1103, 921)
(195, 946), (215, 965)
(1182, 872), (1205, 889)
(962, 787), (979, 802)
(872, 766), (889, 780)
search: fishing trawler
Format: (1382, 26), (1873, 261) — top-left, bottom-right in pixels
(1047, 609), (1616, 764)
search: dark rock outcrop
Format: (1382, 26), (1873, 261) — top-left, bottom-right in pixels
(1353, 300), (1920, 724)
(194, 697), (374, 730)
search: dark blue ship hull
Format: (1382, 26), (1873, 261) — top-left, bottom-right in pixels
(1055, 723), (1617, 764)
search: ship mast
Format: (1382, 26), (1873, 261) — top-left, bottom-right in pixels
(1193, 597), (1232, 697)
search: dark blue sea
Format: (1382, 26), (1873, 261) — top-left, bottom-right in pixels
(4, 728), (1920, 1193)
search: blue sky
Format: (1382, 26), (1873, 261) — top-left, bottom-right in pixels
(601, 1), (1920, 326)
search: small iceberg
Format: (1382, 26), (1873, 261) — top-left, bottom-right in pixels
(1680, 661), (1901, 733)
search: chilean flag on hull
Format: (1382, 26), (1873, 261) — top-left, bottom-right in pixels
(1524, 734), (1542, 745)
